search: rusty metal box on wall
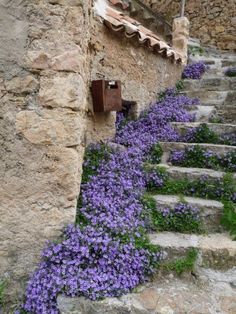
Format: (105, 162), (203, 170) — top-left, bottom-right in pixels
(92, 80), (122, 112)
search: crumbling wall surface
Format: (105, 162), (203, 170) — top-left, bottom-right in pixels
(89, 22), (182, 118)
(143, 0), (236, 51)
(0, 0), (91, 304)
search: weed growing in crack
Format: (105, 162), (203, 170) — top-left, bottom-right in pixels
(221, 201), (236, 240)
(146, 143), (163, 164)
(161, 248), (198, 275)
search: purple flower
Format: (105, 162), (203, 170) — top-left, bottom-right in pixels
(20, 89), (203, 313)
(182, 62), (207, 80)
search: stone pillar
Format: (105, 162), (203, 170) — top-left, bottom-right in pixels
(0, 0), (91, 307)
(172, 16), (190, 64)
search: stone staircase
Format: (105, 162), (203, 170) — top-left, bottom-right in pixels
(183, 46), (236, 122)
(58, 46), (236, 313)
(148, 48), (236, 274)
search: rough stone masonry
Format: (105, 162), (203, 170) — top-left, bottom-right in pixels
(143, 0), (236, 51)
(0, 0), (186, 305)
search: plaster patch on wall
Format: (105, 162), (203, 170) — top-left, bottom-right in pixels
(94, 0), (108, 19)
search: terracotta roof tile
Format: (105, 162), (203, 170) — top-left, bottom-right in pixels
(98, 1), (182, 63)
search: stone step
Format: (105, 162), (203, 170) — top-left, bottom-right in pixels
(159, 142), (236, 163)
(182, 90), (230, 106)
(151, 194), (223, 233)
(157, 163), (236, 181)
(57, 267), (236, 314)
(189, 55), (236, 66)
(171, 122), (236, 137)
(182, 77), (236, 92)
(185, 105), (217, 122)
(217, 105), (236, 124)
(203, 68), (224, 77)
(149, 232), (236, 270)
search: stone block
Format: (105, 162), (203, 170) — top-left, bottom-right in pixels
(5, 75), (39, 94)
(50, 48), (86, 73)
(172, 17), (190, 64)
(38, 73), (87, 110)
(16, 109), (86, 146)
(215, 26), (225, 33)
(86, 112), (116, 144)
(26, 51), (51, 70)
(27, 48), (87, 74)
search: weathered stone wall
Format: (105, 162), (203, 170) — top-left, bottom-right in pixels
(89, 20), (182, 118)
(143, 0), (236, 50)
(0, 0), (92, 305)
(0, 0), (182, 307)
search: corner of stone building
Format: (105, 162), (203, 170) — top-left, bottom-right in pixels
(172, 16), (190, 65)
(0, 0), (92, 307)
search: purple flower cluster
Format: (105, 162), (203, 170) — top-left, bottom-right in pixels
(80, 147), (146, 233)
(23, 225), (158, 313)
(116, 93), (198, 152)
(169, 150), (185, 164)
(182, 62), (207, 80)
(169, 147), (236, 172)
(145, 169), (165, 190)
(161, 203), (199, 219)
(21, 91), (200, 313)
(152, 203), (201, 233)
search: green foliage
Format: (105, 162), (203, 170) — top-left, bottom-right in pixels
(171, 145), (236, 172)
(151, 207), (202, 234)
(221, 201), (236, 240)
(141, 194), (202, 234)
(141, 194), (156, 211)
(162, 248), (198, 275)
(209, 116), (223, 123)
(191, 123), (220, 144)
(225, 68), (236, 77)
(75, 210), (89, 226)
(188, 46), (205, 56)
(188, 123), (235, 146)
(0, 280), (7, 307)
(147, 143), (163, 164)
(153, 172), (236, 203)
(175, 80), (184, 92)
(81, 143), (111, 184)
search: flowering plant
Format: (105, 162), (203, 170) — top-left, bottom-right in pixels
(182, 61), (207, 80)
(23, 225), (159, 313)
(224, 67), (236, 77)
(181, 123), (236, 146)
(169, 146), (236, 172)
(20, 90), (201, 313)
(152, 203), (201, 233)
